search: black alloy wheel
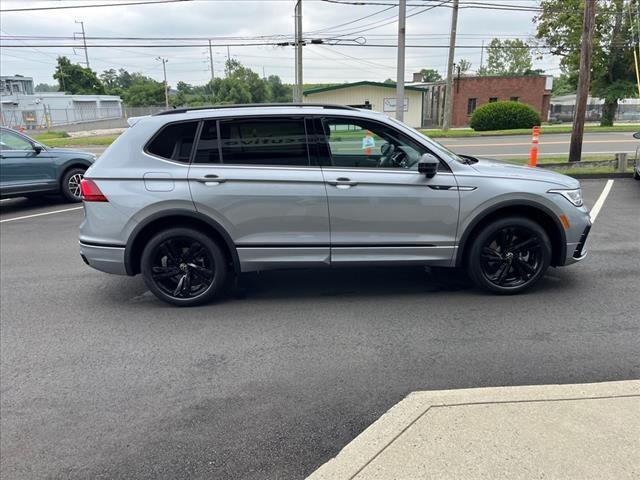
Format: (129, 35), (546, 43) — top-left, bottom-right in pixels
(468, 217), (551, 294)
(61, 167), (86, 202)
(141, 228), (227, 306)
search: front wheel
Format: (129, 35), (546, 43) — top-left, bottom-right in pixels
(467, 217), (551, 294)
(61, 167), (86, 202)
(141, 228), (228, 306)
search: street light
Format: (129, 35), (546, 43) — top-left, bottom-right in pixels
(156, 56), (169, 108)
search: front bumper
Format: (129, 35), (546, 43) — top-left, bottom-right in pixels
(79, 242), (127, 275)
(562, 221), (592, 266)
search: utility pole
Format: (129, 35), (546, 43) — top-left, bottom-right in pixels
(479, 39), (484, 71)
(569, 0), (596, 163)
(395, 0), (406, 121)
(208, 39), (215, 82)
(295, 0), (303, 103)
(74, 20), (90, 69)
(442, 0), (459, 130)
(156, 57), (169, 108)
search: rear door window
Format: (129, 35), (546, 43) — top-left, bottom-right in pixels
(146, 121), (198, 163)
(218, 118), (309, 166)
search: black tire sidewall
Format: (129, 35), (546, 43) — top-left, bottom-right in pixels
(61, 167), (86, 202)
(141, 228), (228, 307)
(467, 217), (551, 294)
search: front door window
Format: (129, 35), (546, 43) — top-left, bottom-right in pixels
(0, 130), (33, 151)
(321, 118), (429, 170)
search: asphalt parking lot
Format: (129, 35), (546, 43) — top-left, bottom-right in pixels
(1, 179), (639, 479)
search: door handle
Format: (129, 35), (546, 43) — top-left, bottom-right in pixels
(328, 177), (358, 188)
(196, 174), (226, 184)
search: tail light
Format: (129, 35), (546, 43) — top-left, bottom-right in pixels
(80, 179), (108, 202)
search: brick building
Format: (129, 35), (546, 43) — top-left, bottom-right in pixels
(418, 75), (553, 128)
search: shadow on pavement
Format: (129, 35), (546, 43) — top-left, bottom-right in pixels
(0, 195), (71, 216)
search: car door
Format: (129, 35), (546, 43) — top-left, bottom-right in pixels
(316, 116), (460, 266)
(188, 116), (330, 272)
(0, 129), (56, 194)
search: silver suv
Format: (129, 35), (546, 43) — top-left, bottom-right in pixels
(79, 104), (591, 306)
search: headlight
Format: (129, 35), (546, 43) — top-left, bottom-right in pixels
(548, 188), (583, 207)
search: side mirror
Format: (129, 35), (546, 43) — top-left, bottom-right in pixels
(633, 132), (640, 139)
(32, 144), (42, 154)
(418, 153), (439, 178)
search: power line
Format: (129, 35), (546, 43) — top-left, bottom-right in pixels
(306, 4), (396, 34)
(0, 0), (191, 13)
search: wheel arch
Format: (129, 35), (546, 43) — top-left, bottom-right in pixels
(124, 209), (240, 276)
(456, 200), (567, 268)
(57, 160), (92, 185)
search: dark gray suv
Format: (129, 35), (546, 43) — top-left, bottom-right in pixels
(0, 127), (96, 202)
(79, 104), (592, 306)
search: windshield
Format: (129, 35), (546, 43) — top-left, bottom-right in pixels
(384, 117), (468, 164)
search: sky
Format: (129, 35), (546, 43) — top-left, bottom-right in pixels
(0, 0), (561, 89)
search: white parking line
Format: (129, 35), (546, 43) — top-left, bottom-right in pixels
(589, 179), (614, 223)
(0, 206), (83, 223)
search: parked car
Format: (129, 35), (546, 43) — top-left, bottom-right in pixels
(79, 104), (592, 306)
(634, 132), (640, 180)
(0, 127), (96, 202)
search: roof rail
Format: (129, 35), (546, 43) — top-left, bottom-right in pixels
(153, 103), (359, 116)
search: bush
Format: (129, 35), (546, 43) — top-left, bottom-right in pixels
(470, 101), (541, 131)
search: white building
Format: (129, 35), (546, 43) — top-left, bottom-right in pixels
(0, 92), (123, 130)
(1, 75), (35, 96)
(303, 81), (426, 128)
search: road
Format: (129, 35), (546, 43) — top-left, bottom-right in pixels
(438, 131), (637, 158)
(1, 180), (639, 479)
(80, 131), (637, 159)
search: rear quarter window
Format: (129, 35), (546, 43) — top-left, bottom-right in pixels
(146, 121), (198, 162)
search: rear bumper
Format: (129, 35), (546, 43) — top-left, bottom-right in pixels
(79, 241), (127, 275)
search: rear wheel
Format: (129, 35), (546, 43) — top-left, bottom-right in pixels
(141, 228), (228, 306)
(61, 167), (86, 202)
(467, 217), (551, 294)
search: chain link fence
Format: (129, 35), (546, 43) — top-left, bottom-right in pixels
(549, 98), (640, 123)
(0, 105), (168, 132)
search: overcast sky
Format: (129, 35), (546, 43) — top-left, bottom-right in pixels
(0, 0), (560, 88)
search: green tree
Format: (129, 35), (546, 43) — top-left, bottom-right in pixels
(53, 56), (105, 94)
(265, 75), (292, 102)
(100, 68), (118, 90)
(121, 75), (165, 106)
(536, 0), (637, 126)
(225, 59), (268, 103)
(418, 68), (442, 82)
(457, 59), (472, 74)
(478, 38), (533, 76)
(551, 71), (577, 96)
(34, 83), (58, 92)
(210, 76), (252, 104)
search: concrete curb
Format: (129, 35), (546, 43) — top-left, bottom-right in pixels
(308, 381), (640, 480)
(567, 172), (633, 179)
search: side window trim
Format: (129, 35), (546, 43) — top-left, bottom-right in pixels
(216, 120), (224, 164)
(144, 119), (199, 164)
(188, 120), (204, 164)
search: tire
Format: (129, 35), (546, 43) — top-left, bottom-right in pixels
(141, 227), (228, 306)
(634, 169), (640, 180)
(61, 167), (86, 202)
(466, 216), (551, 295)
